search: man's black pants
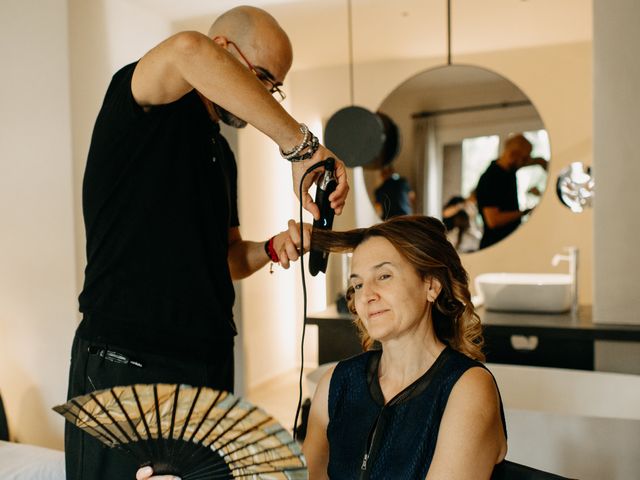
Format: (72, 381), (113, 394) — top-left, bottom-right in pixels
(64, 333), (234, 480)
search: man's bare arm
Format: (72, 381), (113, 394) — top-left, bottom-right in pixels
(482, 206), (528, 229)
(132, 31), (301, 150)
(131, 32), (349, 218)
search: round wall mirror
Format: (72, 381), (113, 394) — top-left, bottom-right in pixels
(364, 64), (551, 253)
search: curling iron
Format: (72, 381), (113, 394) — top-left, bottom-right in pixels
(308, 158), (337, 276)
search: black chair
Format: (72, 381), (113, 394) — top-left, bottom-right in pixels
(0, 391), (9, 441)
(492, 460), (576, 480)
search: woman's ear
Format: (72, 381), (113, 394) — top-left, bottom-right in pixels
(425, 276), (442, 303)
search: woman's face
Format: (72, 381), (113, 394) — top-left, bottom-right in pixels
(349, 236), (434, 344)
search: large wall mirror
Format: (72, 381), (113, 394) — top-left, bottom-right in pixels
(362, 64), (551, 253)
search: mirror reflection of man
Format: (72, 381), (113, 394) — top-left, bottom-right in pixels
(476, 134), (548, 249)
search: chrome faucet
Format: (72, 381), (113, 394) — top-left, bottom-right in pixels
(551, 246), (579, 314)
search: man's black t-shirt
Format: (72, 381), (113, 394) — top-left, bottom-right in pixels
(476, 160), (520, 249)
(77, 63), (239, 361)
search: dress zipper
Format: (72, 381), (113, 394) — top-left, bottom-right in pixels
(360, 409), (383, 479)
(359, 378), (418, 478)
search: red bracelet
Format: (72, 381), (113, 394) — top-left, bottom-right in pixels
(266, 236), (279, 263)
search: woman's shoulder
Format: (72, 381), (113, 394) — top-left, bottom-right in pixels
(444, 352), (503, 429)
(312, 351), (373, 395)
(453, 365), (499, 400)
(437, 348), (485, 379)
(340, 348), (378, 365)
(445, 347), (484, 367)
(436, 349), (499, 404)
(331, 349), (379, 379)
(441, 362), (508, 463)
(427, 355), (508, 475)
(327, 350), (379, 401)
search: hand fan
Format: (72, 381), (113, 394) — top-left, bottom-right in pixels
(54, 384), (307, 480)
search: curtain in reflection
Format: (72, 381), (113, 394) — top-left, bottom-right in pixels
(413, 117), (442, 217)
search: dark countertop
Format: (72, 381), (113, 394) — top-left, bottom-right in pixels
(307, 304), (640, 342)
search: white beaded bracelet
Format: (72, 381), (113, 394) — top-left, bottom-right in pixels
(280, 124), (310, 160)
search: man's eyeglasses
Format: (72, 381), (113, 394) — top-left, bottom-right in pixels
(226, 40), (286, 102)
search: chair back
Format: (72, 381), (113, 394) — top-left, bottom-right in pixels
(0, 392), (9, 441)
(492, 461), (576, 480)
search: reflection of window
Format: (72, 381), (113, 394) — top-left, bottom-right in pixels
(461, 135), (499, 197)
(517, 130), (550, 209)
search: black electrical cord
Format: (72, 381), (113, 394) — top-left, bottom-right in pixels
(292, 160), (327, 441)
(447, 0), (452, 66)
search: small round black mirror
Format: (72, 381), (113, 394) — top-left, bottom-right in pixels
(324, 106), (386, 168)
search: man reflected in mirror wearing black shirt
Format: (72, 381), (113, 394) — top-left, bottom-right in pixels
(475, 134), (547, 249)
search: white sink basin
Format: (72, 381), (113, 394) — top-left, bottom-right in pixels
(475, 273), (573, 313)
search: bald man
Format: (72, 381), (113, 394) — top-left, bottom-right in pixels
(65, 6), (349, 479)
(476, 134), (547, 249)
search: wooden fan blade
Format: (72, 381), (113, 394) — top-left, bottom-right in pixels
(53, 384), (307, 479)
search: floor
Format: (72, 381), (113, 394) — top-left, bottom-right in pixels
(246, 367), (315, 432)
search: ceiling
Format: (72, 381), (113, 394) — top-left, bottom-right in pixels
(125, 0), (290, 21)
(124, 0), (592, 71)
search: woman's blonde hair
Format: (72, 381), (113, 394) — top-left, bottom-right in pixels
(312, 215), (485, 362)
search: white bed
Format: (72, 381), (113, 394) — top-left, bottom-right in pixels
(0, 440), (65, 480)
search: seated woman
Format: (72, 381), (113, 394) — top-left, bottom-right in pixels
(442, 192), (482, 253)
(137, 215), (507, 480)
(305, 215), (506, 479)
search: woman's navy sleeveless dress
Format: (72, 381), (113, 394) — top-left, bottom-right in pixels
(326, 346), (507, 479)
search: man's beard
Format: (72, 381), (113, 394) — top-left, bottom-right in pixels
(214, 104), (247, 129)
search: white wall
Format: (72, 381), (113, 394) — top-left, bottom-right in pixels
(235, 126), (300, 389)
(593, 0), (640, 325)
(0, 0), (172, 450)
(68, 0), (172, 294)
(0, 0), (77, 449)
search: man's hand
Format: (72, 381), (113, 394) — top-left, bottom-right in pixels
(291, 145), (349, 220)
(534, 157), (549, 170)
(136, 466), (180, 480)
(272, 220), (312, 269)
(527, 186), (542, 197)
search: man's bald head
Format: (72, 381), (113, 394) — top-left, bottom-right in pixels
(504, 134), (532, 152)
(208, 6), (293, 82)
(501, 134), (533, 171)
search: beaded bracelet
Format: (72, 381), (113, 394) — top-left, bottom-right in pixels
(280, 124), (322, 162)
(287, 135), (319, 162)
(280, 124), (310, 160)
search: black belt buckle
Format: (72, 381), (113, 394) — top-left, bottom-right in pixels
(87, 346), (143, 368)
